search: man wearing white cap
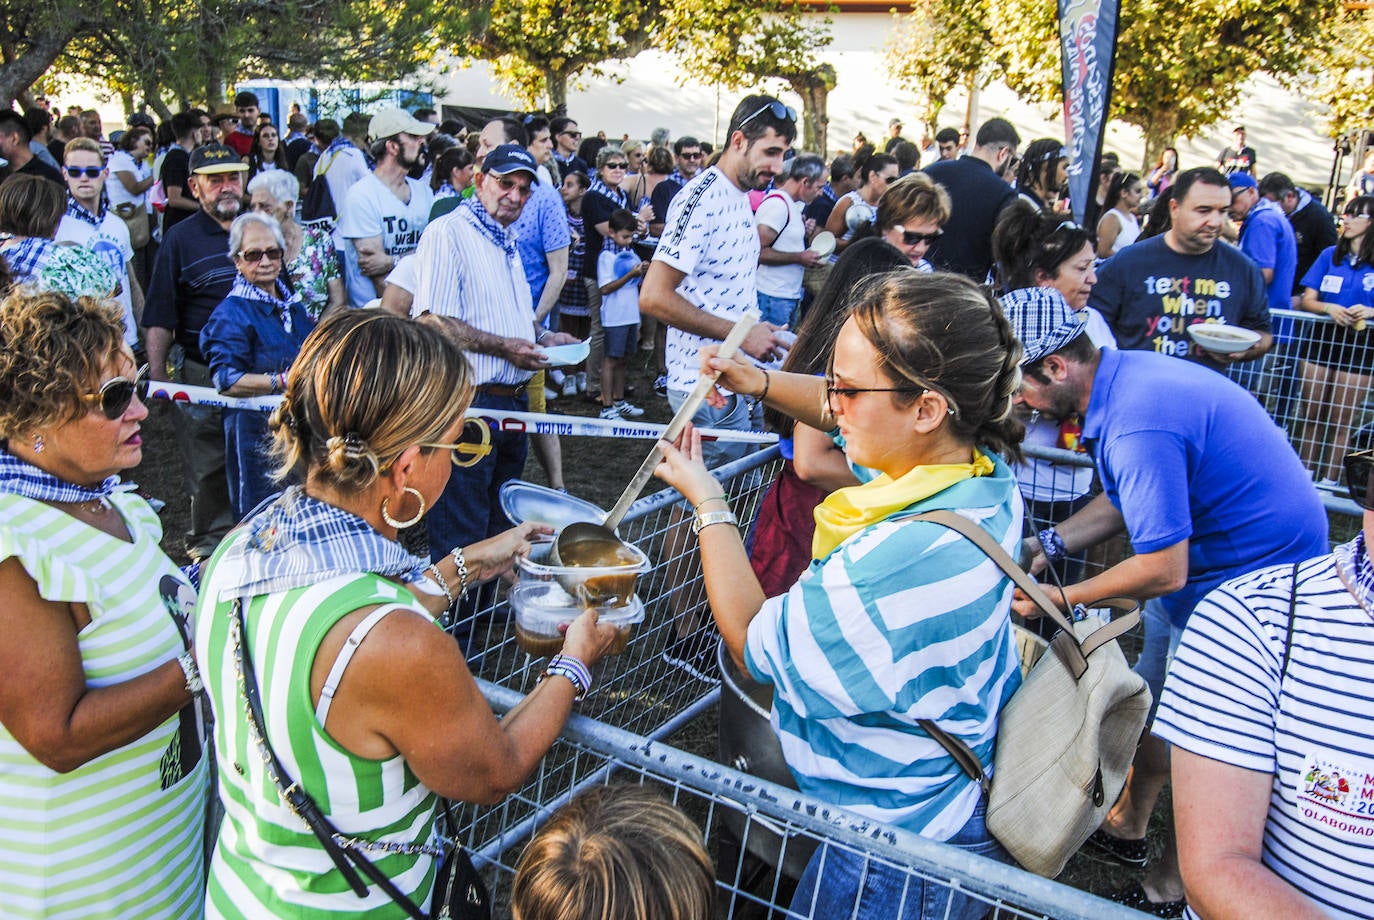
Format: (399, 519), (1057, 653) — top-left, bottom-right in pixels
(338, 107), (435, 307)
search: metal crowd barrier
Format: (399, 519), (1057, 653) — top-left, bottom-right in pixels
(466, 681), (1148, 920)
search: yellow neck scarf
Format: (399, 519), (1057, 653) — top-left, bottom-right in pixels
(812, 449), (995, 560)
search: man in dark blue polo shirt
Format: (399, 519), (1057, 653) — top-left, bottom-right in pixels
(144, 143), (246, 559)
(922, 117), (1020, 280)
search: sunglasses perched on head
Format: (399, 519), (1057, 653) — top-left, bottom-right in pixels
(85, 364), (149, 419)
(737, 101), (799, 131)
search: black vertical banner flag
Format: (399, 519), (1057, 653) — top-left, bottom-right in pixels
(1059, 0), (1122, 227)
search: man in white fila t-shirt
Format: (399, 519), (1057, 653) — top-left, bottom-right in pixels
(642, 93), (795, 470)
(641, 94), (796, 679)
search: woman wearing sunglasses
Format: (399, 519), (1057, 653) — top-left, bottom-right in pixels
(200, 211), (315, 521)
(852, 172), (951, 270)
(1294, 195), (1374, 487)
(655, 272), (1026, 920)
(195, 310), (619, 918)
(0, 288), (209, 918)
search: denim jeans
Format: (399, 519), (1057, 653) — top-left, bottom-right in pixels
(1133, 597), (1184, 723)
(789, 802), (1007, 920)
(757, 291), (800, 328)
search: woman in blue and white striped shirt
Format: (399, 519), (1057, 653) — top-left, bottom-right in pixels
(656, 271), (1027, 920)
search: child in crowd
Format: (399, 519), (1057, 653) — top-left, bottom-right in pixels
(512, 785), (715, 920)
(597, 208), (646, 419)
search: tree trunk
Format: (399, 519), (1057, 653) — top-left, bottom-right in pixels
(0, 30), (71, 109)
(1141, 108), (1180, 173)
(791, 63), (835, 154)
(545, 70), (568, 111)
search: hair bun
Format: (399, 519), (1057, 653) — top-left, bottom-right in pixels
(325, 432), (380, 480)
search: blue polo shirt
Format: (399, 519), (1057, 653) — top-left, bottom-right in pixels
(1239, 196), (1298, 340)
(1299, 246), (1374, 307)
(511, 179), (572, 309)
(1082, 349), (1328, 627)
(143, 209), (237, 364)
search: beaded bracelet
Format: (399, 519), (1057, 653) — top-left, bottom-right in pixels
(425, 563), (453, 608)
(448, 545), (470, 600)
(540, 653), (593, 701)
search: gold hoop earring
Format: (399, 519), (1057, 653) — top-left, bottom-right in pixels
(380, 486), (426, 529)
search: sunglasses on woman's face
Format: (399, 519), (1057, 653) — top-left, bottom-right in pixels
(86, 364), (149, 420)
(895, 226), (942, 246)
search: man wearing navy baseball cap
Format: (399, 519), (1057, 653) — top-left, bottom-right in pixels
(406, 142), (578, 659)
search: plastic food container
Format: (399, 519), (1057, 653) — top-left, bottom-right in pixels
(516, 542), (649, 606)
(509, 581), (645, 657)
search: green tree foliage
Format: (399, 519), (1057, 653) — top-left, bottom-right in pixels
(1307, 8), (1374, 141)
(462, 0), (657, 110)
(885, 0), (991, 135)
(1, 0), (93, 106)
(993, 0), (1328, 167)
(666, 1), (836, 152)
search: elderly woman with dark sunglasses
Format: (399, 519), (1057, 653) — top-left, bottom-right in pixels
(0, 287), (209, 918)
(853, 172), (951, 270)
(200, 211), (315, 520)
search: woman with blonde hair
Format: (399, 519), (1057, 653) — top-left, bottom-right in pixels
(0, 288), (209, 918)
(512, 786), (715, 920)
(655, 272), (1026, 919)
(196, 310), (620, 918)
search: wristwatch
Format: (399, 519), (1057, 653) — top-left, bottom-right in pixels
(692, 508), (738, 535)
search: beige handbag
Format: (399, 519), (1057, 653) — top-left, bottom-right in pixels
(910, 510), (1151, 878)
(113, 201), (150, 249)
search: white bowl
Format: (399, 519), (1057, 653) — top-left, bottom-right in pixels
(1186, 323), (1261, 354)
(809, 230), (836, 258)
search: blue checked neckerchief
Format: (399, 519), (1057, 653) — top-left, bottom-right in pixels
(667, 169), (694, 186)
(589, 176), (627, 208)
(0, 446), (122, 504)
(228, 274), (301, 335)
(1334, 531), (1374, 617)
(65, 191), (109, 229)
(459, 195), (518, 259)
(0, 236), (53, 282)
(213, 486), (430, 600)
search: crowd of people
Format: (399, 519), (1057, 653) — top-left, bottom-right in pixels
(1, 86), (1372, 920)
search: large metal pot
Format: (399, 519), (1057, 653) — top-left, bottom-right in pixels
(716, 640), (817, 879)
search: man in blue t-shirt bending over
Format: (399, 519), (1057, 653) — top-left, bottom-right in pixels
(1004, 292), (1328, 915)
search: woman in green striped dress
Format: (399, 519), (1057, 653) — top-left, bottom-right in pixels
(195, 310), (621, 918)
(0, 288), (209, 919)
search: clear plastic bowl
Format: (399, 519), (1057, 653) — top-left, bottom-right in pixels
(509, 581), (645, 657)
(515, 542), (649, 606)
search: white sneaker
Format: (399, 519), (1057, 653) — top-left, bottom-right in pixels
(544, 386), (559, 401)
(562, 376), (578, 397)
(599, 405), (621, 420)
(614, 400), (645, 419)
(576, 372), (587, 393)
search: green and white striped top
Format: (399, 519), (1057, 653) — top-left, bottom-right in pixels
(0, 492), (208, 920)
(197, 530), (442, 919)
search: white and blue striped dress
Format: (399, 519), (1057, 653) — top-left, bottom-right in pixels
(744, 457), (1024, 842)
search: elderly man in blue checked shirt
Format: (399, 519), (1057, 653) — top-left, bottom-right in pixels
(407, 143), (579, 658)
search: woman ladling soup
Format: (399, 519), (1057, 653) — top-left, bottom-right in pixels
(654, 271), (1026, 920)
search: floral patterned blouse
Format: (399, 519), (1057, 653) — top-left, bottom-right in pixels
(288, 222), (341, 321)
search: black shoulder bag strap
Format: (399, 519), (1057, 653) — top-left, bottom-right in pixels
(1280, 561), (1300, 683)
(232, 599), (437, 920)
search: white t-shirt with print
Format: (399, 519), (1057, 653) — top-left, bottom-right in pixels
(106, 151), (150, 212)
(55, 210), (137, 346)
(338, 173), (434, 308)
(754, 188), (805, 299)
(653, 166), (761, 393)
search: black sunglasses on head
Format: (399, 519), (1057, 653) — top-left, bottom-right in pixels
(737, 101), (798, 131)
(86, 364), (149, 420)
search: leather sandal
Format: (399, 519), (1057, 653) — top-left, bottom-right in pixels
(1108, 882), (1186, 919)
(1083, 827), (1149, 867)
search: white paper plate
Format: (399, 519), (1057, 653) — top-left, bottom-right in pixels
(809, 230), (836, 258)
(539, 340), (591, 366)
(1186, 323), (1260, 354)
